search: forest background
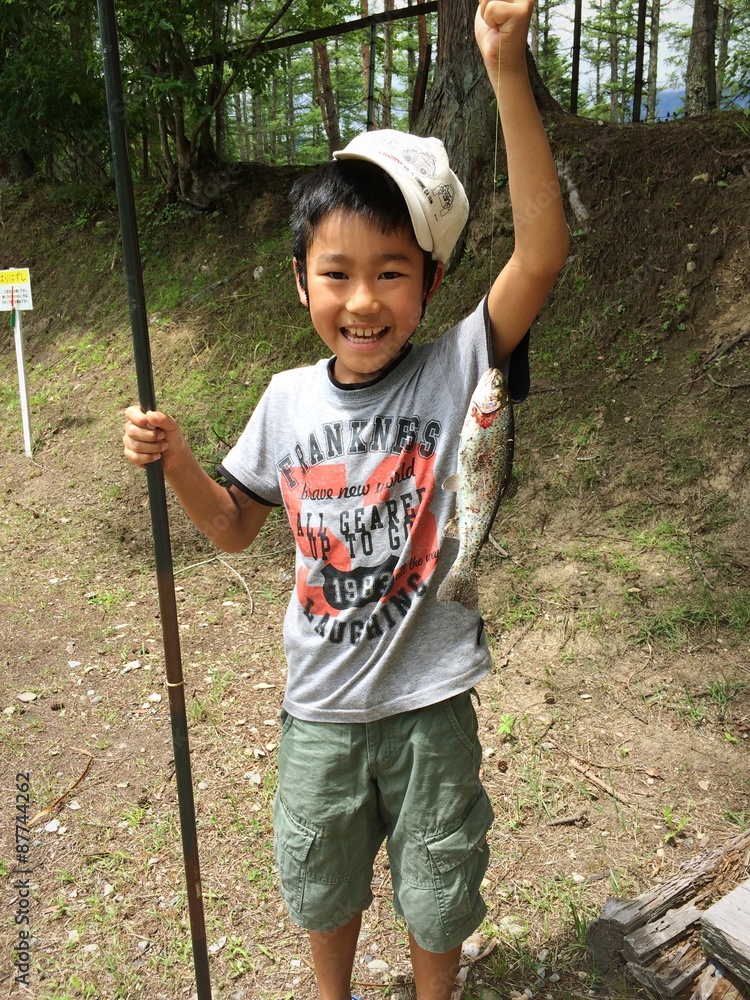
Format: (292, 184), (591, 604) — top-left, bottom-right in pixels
(1, 1), (750, 999)
(2, 0), (750, 208)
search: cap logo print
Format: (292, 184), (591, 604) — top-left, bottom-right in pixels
(333, 128), (469, 262)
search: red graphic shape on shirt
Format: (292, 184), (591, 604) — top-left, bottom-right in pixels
(280, 450), (440, 620)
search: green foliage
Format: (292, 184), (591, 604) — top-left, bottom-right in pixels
(662, 804), (691, 843)
(0, 0), (107, 183)
(534, 1), (572, 108)
(497, 713), (517, 741)
(3, 0), (748, 201)
(1, 0), (436, 195)
(721, 6), (750, 106)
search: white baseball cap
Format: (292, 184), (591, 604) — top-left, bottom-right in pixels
(333, 129), (469, 263)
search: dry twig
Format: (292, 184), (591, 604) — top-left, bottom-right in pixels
(29, 750), (93, 825)
(570, 759), (631, 805)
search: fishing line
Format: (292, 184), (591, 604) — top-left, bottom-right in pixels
(490, 28), (502, 290)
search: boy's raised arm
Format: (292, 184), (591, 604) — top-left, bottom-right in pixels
(123, 407), (271, 553)
(475, 0), (569, 365)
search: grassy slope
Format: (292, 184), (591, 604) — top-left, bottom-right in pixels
(0, 114), (749, 999)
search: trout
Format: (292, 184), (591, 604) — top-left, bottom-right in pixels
(437, 368), (515, 612)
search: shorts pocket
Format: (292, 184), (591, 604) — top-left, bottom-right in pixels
(424, 791), (494, 938)
(280, 709), (294, 737)
(442, 691), (479, 756)
(274, 795), (316, 914)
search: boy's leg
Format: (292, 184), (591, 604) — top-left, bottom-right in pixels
(409, 933), (461, 1000)
(378, 694), (492, 996)
(275, 716), (384, 999)
(309, 912), (362, 1000)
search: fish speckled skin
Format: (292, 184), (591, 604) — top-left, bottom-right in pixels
(437, 368), (514, 611)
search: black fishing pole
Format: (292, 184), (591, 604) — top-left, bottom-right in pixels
(96, 2), (211, 996)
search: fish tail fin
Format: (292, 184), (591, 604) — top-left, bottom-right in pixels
(436, 564), (479, 612)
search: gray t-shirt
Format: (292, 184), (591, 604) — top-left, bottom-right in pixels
(220, 298), (519, 723)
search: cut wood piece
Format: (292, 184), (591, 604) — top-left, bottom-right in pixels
(626, 934), (707, 997)
(623, 900), (703, 963)
(588, 830), (750, 972)
(702, 880), (750, 988)
(687, 961), (750, 999)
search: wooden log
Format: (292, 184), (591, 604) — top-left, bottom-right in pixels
(587, 830), (750, 972)
(702, 880), (750, 988)
(623, 900), (703, 964)
(687, 961), (750, 999)
(626, 934), (707, 997)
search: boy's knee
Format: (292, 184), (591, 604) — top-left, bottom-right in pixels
(273, 794), (378, 933)
(390, 790), (493, 952)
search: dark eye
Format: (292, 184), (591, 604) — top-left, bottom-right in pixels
(325, 271), (348, 280)
(380, 271), (403, 280)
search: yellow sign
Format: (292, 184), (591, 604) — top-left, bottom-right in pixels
(0, 268), (33, 310)
(0, 268), (29, 285)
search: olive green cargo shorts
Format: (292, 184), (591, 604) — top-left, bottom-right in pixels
(273, 692), (494, 953)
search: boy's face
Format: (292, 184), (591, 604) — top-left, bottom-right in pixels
(295, 209), (443, 385)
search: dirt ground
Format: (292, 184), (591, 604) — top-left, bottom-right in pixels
(1, 113), (749, 1000)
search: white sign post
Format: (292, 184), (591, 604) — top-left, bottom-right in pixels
(0, 268), (34, 458)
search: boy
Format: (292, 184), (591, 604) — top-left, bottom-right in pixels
(123, 2), (568, 997)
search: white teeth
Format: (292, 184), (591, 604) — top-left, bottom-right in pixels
(343, 327), (387, 341)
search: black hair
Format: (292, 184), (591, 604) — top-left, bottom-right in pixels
(290, 160), (438, 298)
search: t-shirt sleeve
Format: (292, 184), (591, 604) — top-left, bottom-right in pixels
(433, 296), (532, 410)
(217, 378), (284, 507)
(507, 327), (531, 403)
(482, 296), (532, 403)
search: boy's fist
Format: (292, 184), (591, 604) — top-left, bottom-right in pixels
(475, 0), (534, 78)
(123, 406), (185, 473)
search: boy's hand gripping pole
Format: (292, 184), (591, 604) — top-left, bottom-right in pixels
(97, 2), (211, 996)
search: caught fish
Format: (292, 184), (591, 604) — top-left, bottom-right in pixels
(437, 368), (515, 611)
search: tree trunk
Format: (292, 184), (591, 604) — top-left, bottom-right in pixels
(685, 0), (719, 116)
(646, 0), (660, 122)
(609, 0), (619, 122)
(157, 97), (178, 199)
(361, 0), (370, 103)
(706, 0), (719, 110)
(415, 0), (494, 214)
(716, 3), (734, 105)
(142, 129), (150, 180)
(619, 4), (634, 122)
(270, 72), (278, 161)
(313, 40), (341, 157)
(410, 0), (432, 128)
(590, 0), (605, 107)
(415, 0), (562, 261)
(382, 0), (394, 129)
(632, 0), (648, 122)
(150, 0), (292, 205)
(252, 90), (264, 162)
(286, 48), (296, 165)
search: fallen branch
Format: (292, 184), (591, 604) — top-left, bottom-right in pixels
(548, 809), (589, 827)
(706, 372), (750, 390)
(29, 751), (93, 825)
(175, 554), (254, 613)
(570, 759), (631, 805)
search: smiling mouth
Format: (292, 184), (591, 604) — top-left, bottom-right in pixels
(341, 326), (388, 343)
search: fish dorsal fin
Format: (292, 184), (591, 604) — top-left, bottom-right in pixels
(442, 472), (460, 493)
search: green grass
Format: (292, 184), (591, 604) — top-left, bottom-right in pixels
(635, 589), (750, 648)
